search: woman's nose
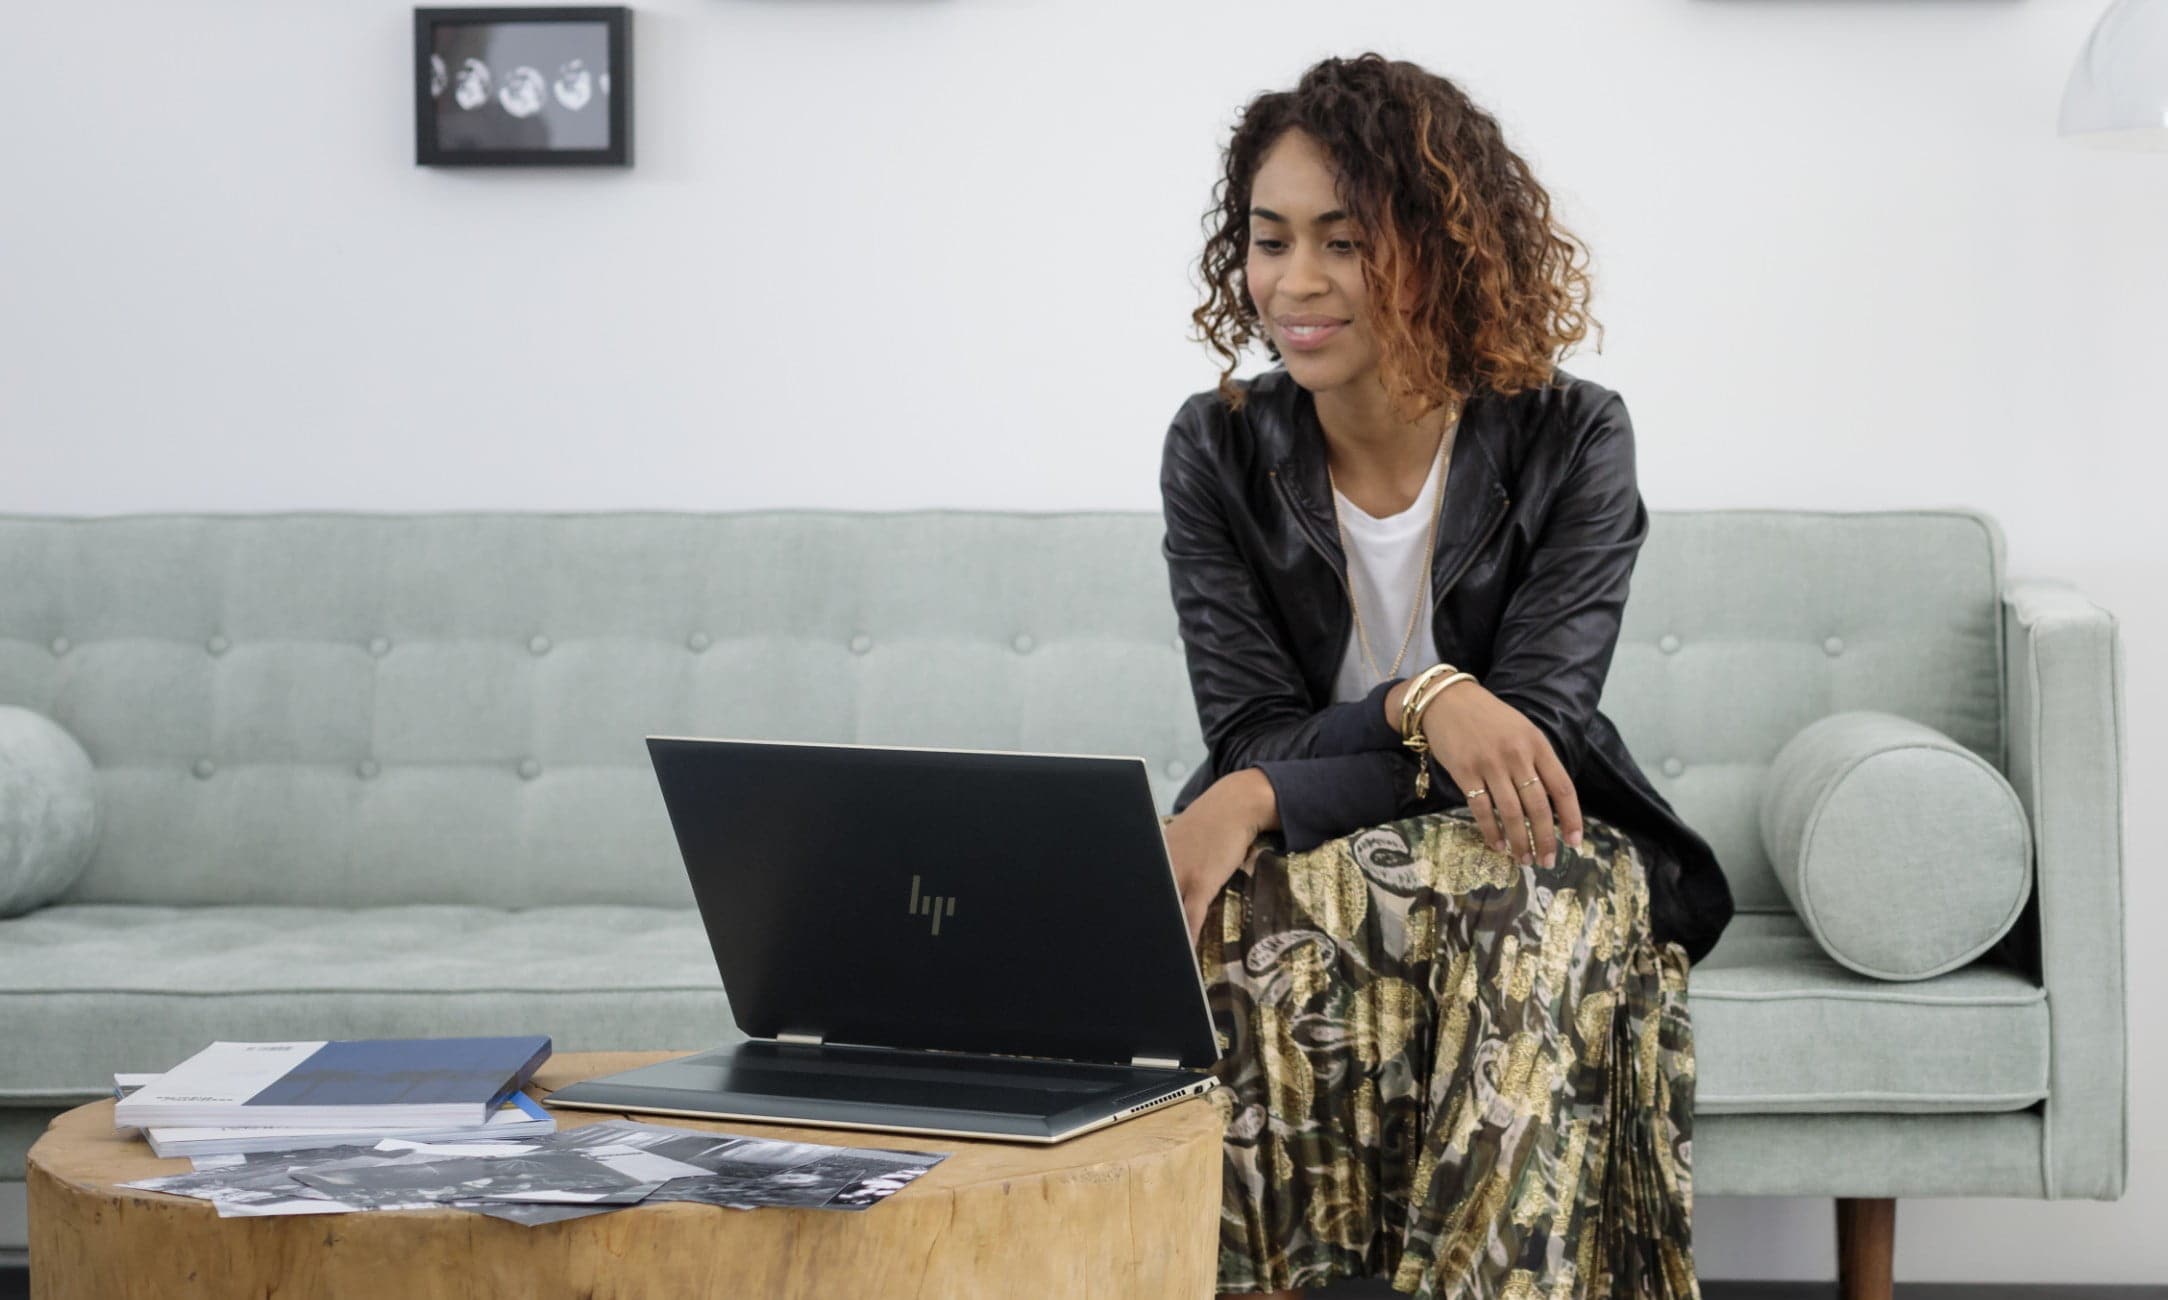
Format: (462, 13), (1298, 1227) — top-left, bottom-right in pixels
(1282, 243), (1331, 294)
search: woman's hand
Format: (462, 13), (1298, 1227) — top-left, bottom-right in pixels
(1418, 680), (1584, 868)
(1162, 772), (1274, 948)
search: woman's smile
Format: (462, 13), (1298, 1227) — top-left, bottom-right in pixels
(1277, 319), (1347, 349)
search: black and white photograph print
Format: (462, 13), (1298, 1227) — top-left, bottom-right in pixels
(557, 1120), (950, 1211)
(825, 1162), (937, 1210)
(414, 6), (632, 166)
(117, 1122), (948, 1226)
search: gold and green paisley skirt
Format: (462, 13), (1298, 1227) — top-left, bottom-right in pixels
(1175, 807), (1699, 1299)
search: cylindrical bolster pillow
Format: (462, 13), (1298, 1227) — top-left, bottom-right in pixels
(0, 706), (101, 917)
(1760, 710), (2031, 981)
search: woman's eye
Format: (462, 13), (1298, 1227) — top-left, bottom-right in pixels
(1251, 238), (1358, 254)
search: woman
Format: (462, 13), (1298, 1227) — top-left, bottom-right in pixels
(1155, 54), (1736, 1299)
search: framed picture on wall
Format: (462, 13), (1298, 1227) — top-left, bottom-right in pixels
(414, 6), (632, 167)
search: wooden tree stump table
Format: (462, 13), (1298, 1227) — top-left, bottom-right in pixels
(27, 1050), (1226, 1299)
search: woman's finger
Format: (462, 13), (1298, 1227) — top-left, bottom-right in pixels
(1535, 745), (1583, 855)
(1514, 763), (1558, 867)
(1450, 761), (1504, 852)
(1486, 759), (1533, 864)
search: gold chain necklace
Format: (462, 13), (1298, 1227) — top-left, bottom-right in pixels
(1327, 420), (1454, 686)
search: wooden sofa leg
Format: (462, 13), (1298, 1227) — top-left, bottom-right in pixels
(1836, 1197), (1895, 1300)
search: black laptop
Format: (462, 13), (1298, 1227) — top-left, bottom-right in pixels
(545, 736), (1222, 1143)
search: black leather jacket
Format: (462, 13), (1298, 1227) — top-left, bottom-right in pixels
(1161, 365), (1734, 965)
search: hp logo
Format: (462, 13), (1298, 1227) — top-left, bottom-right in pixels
(907, 874), (956, 936)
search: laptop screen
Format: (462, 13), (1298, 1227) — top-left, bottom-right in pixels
(646, 736), (1220, 1070)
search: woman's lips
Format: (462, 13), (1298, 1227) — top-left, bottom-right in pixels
(1277, 320), (1345, 351)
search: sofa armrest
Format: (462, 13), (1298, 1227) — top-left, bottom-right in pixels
(2003, 578), (2127, 1199)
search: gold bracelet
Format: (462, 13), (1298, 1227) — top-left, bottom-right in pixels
(1404, 671), (1474, 744)
(1400, 663), (1454, 729)
(1404, 671), (1472, 798)
(1399, 663), (1458, 740)
(1402, 671), (1476, 803)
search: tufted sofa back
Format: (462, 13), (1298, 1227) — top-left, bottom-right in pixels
(0, 509), (2004, 913)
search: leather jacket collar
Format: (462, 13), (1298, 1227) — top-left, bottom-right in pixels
(1269, 374), (1513, 610)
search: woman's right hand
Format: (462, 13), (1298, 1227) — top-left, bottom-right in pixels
(1417, 680), (1584, 869)
(1161, 776), (1272, 948)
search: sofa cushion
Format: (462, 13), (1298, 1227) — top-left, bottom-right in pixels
(1, 903), (2050, 1119)
(0, 904), (737, 1103)
(1688, 912), (2047, 1114)
(1760, 710), (2032, 980)
(0, 707), (99, 918)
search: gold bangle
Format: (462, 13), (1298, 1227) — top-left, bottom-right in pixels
(1403, 673), (1448, 742)
(1404, 671), (1474, 742)
(1400, 663), (1453, 724)
(1399, 663), (1457, 739)
(1404, 676), (1474, 728)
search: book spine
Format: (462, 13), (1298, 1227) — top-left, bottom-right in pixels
(483, 1038), (554, 1119)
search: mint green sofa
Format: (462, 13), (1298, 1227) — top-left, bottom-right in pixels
(0, 509), (2126, 1282)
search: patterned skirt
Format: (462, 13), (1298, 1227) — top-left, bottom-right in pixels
(1168, 806), (1700, 1299)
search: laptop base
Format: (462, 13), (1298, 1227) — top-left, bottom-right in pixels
(545, 1040), (1218, 1144)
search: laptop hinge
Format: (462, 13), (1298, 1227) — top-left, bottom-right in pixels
(773, 1032), (823, 1046)
(1131, 1055), (1180, 1069)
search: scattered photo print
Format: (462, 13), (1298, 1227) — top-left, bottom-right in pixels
(119, 1119), (947, 1226)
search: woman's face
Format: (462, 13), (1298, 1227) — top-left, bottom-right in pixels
(1244, 128), (1381, 393)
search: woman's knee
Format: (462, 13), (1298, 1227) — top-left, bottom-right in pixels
(1413, 812), (1648, 949)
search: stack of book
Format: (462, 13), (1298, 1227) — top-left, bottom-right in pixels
(113, 1035), (555, 1159)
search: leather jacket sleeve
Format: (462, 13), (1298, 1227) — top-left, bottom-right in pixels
(1478, 390), (1649, 782)
(1160, 409), (1409, 779)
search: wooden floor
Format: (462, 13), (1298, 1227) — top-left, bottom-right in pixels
(0, 1255), (2160, 1300)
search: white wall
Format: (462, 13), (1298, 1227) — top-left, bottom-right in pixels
(4, 0), (2163, 1284)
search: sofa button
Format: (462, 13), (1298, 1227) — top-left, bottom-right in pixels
(206, 634), (230, 656)
(1658, 633), (1681, 654)
(687, 632), (711, 653)
(1166, 759), (1188, 779)
(192, 758), (217, 779)
(1823, 635), (1845, 657)
(1661, 756), (1684, 778)
(357, 759), (380, 780)
(518, 758), (542, 780)
(529, 635), (552, 656)
(50, 636), (70, 656)
(1012, 633), (1035, 654)
(369, 637), (392, 658)
(849, 634), (872, 655)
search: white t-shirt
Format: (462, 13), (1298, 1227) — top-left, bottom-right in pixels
(1330, 443), (1449, 704)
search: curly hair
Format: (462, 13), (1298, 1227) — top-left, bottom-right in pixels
(1189, 53), (1601, 419)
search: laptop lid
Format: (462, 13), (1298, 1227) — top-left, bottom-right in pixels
(646, 736), (1221, 1071)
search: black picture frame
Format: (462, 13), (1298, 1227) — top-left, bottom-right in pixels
(414, 6), (632, 167)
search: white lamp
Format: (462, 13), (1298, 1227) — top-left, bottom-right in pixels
(2061, 0), (2168, 149)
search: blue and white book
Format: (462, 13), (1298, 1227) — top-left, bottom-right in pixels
(111, 1036), (552, 1131)
(133, 1090), (557, 1158)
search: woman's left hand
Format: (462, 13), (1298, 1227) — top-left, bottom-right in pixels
(1418, 679), (1584, 869)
